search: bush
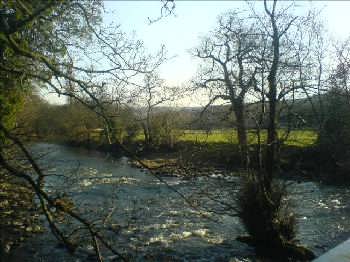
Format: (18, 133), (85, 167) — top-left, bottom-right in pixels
(318, 88), (350, 163)
(237, 175), (296, 246)
(144, 111), (183, 150)
(314, 88), (350, 182)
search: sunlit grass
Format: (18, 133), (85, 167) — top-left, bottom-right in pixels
(135, 129), (318, 147)
(179, 129), (317, 147)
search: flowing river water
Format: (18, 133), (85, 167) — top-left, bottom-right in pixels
(9, 143), (350, 261)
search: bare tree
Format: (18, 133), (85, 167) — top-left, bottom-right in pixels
(258, 2), (329, 180)
(194, 11), (262, 168)
(132, 72), (177, 148)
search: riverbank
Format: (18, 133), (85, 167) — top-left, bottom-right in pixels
(63, 139), (248, 179)
(0, 174), (42, 261)
(42, 136), (350, 185)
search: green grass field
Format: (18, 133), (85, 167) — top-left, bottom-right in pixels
(135, 129), (317, 147)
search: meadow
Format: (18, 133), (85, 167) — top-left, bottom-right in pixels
(135, 129), (318, 148)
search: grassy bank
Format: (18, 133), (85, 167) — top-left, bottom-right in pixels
(134, 129), (317, 148)
(40, 127), (350, 183)
(50, 128), (324, 180)
(128, 129), (319, 178)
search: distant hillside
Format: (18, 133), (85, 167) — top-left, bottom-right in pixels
(152, 95), (325, 130)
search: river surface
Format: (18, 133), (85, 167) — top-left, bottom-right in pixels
(10, 143), (350, 261)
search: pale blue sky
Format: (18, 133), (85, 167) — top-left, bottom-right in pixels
(104, 1), (350, 86)
(46, 1), (350, 104)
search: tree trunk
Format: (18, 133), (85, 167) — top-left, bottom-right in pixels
(266, 96), (277, 180)
(142, 122), (151, 146)
(265, 5), (280, 184)
(234, 99), (249, 169)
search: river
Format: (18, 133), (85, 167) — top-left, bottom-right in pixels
(9, 143), (350, 261)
